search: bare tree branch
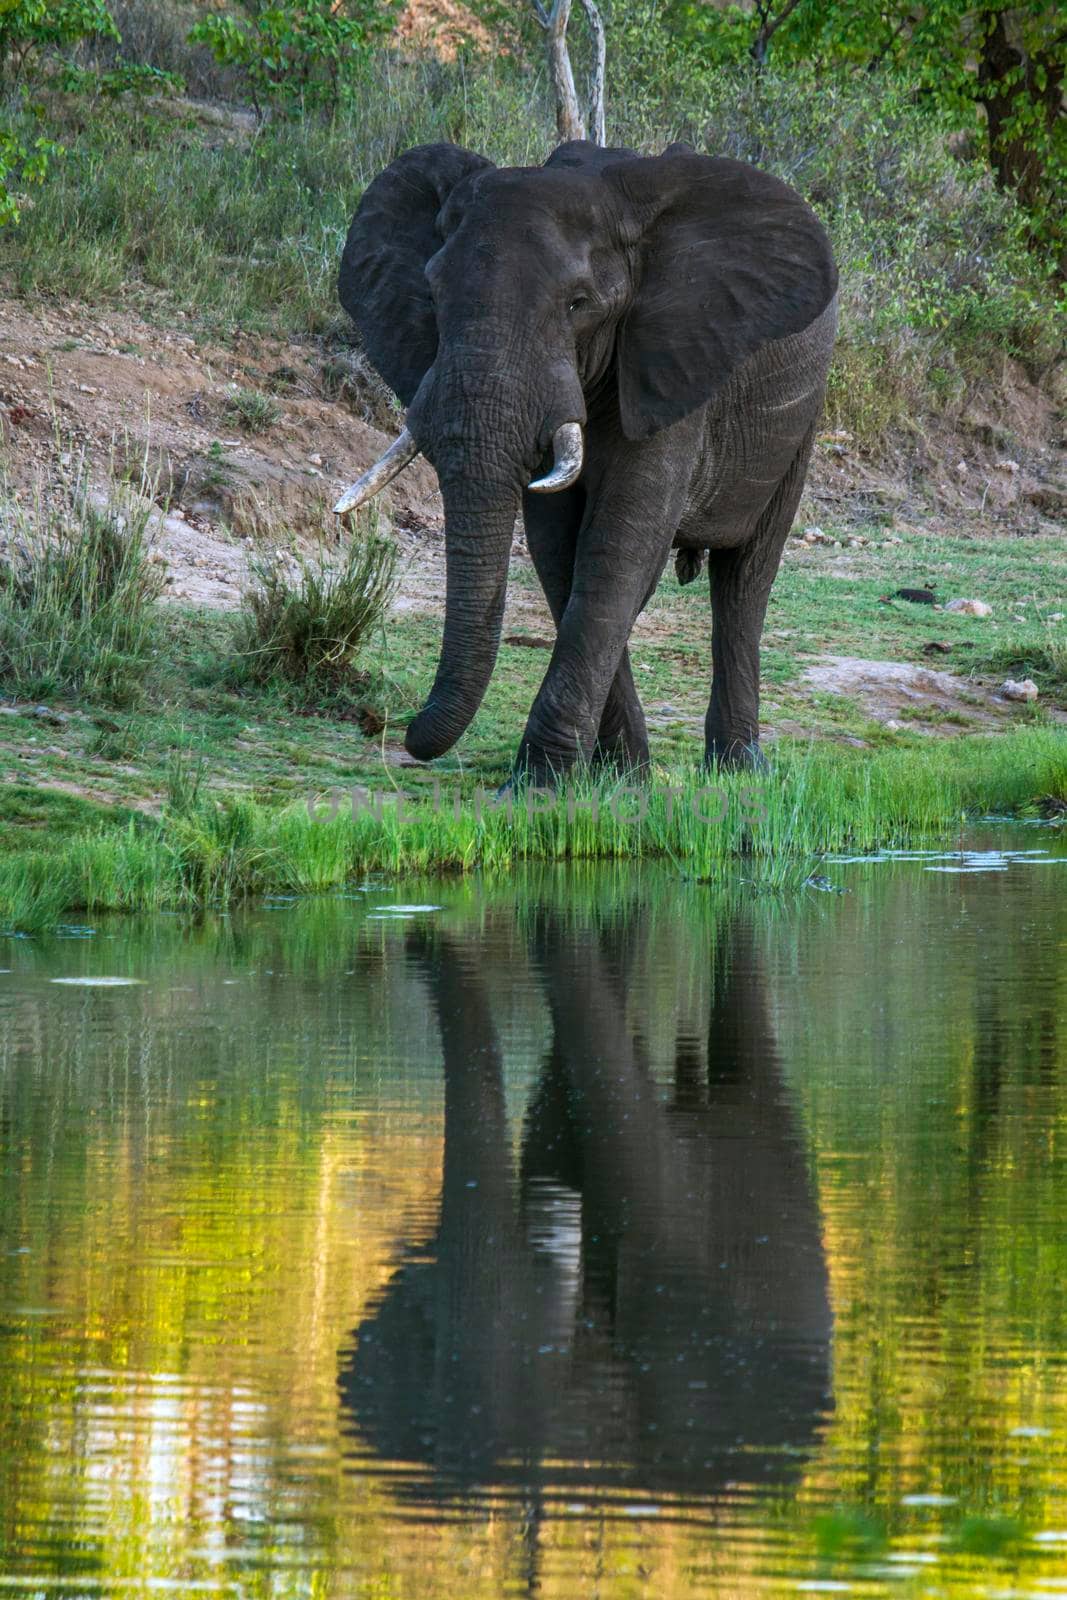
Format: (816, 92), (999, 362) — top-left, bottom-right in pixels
(578, 0), (606, 145)
(537, 0), (585, 142)
(531, 0), (607, 144)
(749, 0), (805, 68)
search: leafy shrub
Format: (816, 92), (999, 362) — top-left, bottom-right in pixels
(57, 58), (185, 97)
(237, 513), (397, 688)
(0, 460), (163, 703)
(0, 124), (62, 225)
(188, 0), (399, 115)
(0, 0), (118, 81)
(83, 0), (244, 101)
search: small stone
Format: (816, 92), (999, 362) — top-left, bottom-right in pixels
(1001, 678), (1038, 702)
(954, 459), (968, 476)
(884, 719), (905, 732)
(996, 459), (1020, 474)
(945, 598), (993, 617)
(1050, 612), (1064, 622)
(308, 452), (324, 467)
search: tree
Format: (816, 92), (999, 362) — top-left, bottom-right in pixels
(670, 1), (1064, 253)
(530, 0), (606, 144)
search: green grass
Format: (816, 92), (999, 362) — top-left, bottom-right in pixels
(1, 729), (1064, 931)
(223, 387), (281, 433)
(0, 460), (163, 706)
(233, 510), (398, 689)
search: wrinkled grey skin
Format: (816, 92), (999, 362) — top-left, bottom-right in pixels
(339, 910), (833, 1504)
(339, 139), (838, 778)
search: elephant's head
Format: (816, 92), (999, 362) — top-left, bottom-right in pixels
(336, 140), (836, 761)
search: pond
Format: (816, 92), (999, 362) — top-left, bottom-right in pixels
(1, 828), (1065, 1598)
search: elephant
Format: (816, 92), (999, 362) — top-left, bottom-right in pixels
(338, 905), (833, 1514)
(334, 139), (838, 778)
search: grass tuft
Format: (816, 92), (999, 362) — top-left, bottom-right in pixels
(234, 509), (398, 689)
(223, 387), (282, 433)
(0, 459), (163, 705)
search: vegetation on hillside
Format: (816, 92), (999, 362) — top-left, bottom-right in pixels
(0, 1), (1061, 452)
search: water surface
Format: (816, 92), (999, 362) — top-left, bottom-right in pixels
(1, 830), (1066, 1596)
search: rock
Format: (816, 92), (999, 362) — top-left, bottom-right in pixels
(882, 588), (936, 606)
(923, 641), (953, 655)
(884, 719), (905, 731)
(954, 459), (968, 476)
(996, 459), (1020, 474)
(1050, 613), (1064, 622)
(945, 598), (993, 617)
(1000, 678), (1038, 702)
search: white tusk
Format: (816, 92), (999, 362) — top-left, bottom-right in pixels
(334, 427), (420, 515)
(528, 422), (584, 493)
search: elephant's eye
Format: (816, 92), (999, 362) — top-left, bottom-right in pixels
(568, 295), (589, 315)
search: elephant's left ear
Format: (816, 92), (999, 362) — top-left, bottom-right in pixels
(608, 152), (837, 441)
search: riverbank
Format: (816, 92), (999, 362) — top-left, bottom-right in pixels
(2, 729), (1064, 931)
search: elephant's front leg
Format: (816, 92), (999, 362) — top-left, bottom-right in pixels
(517, 478), (682, 781)
(522, 488), (651, 779)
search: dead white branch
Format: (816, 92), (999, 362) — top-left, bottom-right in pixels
(532, 0), (607, 145)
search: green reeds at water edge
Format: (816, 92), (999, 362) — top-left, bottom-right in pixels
(1, 729), (1064, 932)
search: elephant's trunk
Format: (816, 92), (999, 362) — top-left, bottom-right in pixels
(404, 476), (517, 761)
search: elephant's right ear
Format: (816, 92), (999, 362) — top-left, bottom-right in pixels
(338, 143), (494, 406)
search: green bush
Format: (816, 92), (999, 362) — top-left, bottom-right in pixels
(188, 0), (399, 115)
(0, 461), (163, 704)
(236, 512), (398, 689)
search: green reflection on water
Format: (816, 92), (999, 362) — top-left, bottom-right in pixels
(0, 841), (1065, 1598)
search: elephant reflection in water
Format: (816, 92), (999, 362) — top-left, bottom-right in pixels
(339, 911), (832, 1501)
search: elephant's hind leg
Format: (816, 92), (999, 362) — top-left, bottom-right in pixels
(705, 426), (816, 768)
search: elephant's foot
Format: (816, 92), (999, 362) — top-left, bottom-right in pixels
(511, 738), (580, 789)
(591, 731), (651, 781)
(704, 736), (770, 774)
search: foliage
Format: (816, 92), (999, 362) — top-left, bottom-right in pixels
(0, 53), (1058, 445)
(0, 0), (118, 80)
(0, 0), (117, 222)
(0, 460), (163, 704)
(187, 0), (399, 115)
(56, 57), (185, 96)
(0, 122), (61, 224)
(622, 0), (1065, 251)
(236, 514), (398, 689)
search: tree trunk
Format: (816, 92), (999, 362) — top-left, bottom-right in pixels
(533, 0), (607, 145)
(977, 9), (1063, 213)
(544, 0), (585, 142)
